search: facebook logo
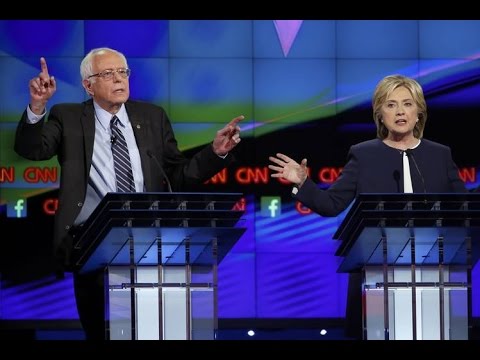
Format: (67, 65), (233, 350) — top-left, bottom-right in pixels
(260, 196), (281, 218)
(7, 199), (27, 218)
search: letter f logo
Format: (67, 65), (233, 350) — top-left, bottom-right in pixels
(7, 199), (27, 218)
(261, 196), (281, 218)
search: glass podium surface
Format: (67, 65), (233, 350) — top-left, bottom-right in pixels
(73, 192), (245, 340)
(334, 193), (480, 340)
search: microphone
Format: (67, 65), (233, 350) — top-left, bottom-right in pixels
(405, 149), (427, 195)
(110, 135), (117, 144)
(146, 150), (173, 193)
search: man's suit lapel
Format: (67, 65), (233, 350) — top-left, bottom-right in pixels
(81, 100), (95, 180)
(125, 101), (153, 191)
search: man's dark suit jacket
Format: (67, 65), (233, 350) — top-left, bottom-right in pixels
(294, 137), (467, 338)
(14, 99), (233, 270)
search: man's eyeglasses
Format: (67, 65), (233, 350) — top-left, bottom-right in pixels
(88, 68), (131, 80)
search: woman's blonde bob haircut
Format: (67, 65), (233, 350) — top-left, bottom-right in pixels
(372, 74), (427, 139)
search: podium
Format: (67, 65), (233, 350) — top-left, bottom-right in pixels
(73, 192), (246, 340)
(334, 193), (480, 340)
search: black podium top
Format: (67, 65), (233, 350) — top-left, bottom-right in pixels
(333, 193), (480, 272)
(73, 192), (246, 273)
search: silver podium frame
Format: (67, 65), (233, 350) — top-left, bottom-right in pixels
(73, 192), (245, 340)
(335, 193), (480, 340)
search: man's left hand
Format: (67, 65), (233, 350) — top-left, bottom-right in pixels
(212, 115), (244, 156)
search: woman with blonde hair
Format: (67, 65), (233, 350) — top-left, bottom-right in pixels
(268, 74), (467, 339)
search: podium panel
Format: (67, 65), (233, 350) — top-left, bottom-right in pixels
(108, 265), (216, 340)
(364, 267), (468, 340)
(334, 193), (480, 340)
(73, 192), (245, 340)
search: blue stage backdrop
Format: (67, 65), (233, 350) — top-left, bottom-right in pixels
(1, 20), (479, 321)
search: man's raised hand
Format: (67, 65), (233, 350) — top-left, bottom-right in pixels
(29, 57), (56, 114)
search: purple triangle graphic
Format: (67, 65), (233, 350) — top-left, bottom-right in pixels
(273, 20), (303, 57)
